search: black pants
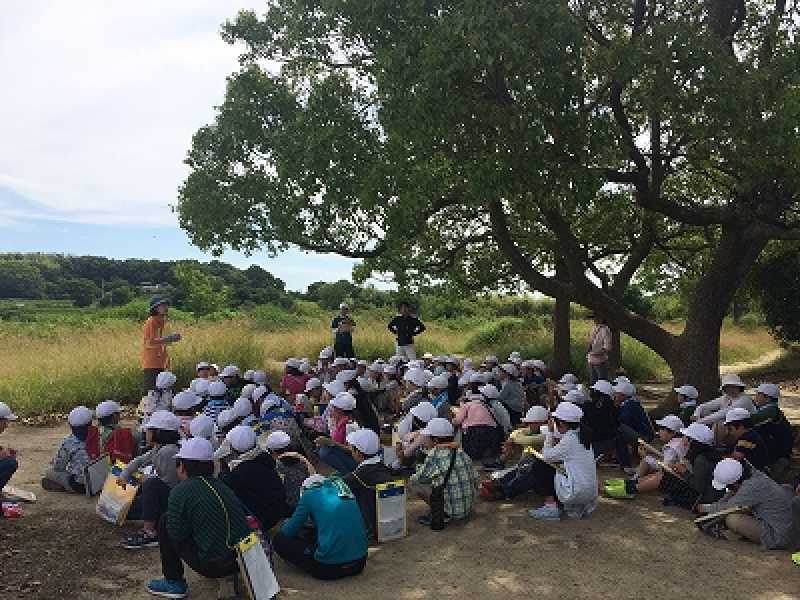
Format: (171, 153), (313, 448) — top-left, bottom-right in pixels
(334, 342), (355, 359)
(498, 458), (556, 498)
(503, 405), (522, 428)
(273, 531), (366, 580)
(143, 368), (164, 394)
(130, 477), (171, 523)
(158, 515), (239, 582)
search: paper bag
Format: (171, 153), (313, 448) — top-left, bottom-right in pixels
(96, 474), (137, 525)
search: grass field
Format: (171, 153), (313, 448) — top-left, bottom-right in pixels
(0, 301), (781, 416)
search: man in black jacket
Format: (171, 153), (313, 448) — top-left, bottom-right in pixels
(388, 301), (426, 360)
(219, 426), (288, 531)
(343, 429), (394, 541)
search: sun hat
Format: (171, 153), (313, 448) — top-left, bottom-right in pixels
(720, 373), (745, 390)
(0, 402), (18, 421)
(674, 385), (699, 399)
(410, 401), (437, 423)
(155, 371), (177, 390)
(654, 415), (685, 432)
(208, 381), (228, 397)
(712, 458), (744, 491)
(68, 406), (93, 427)
(266, 430), (292, 450)
(478, 384), (500, 399)
(590, 380), (614, 397)
(724, 407), (752, 425)
(331, 392), (357, 411)
(189, 415), (214, 439)
(522, 406), (549, 423)
(148, 295), (170, 312)
(95, 400), (122, 419)
(552, 402), (583, 423)
(232, 397), (253, 419)
(176, 437), (214, 461)
(142, 410), (180, 431)
(420, 417), (455, 438)
(679, 422), (714, 445)
(226, 425), (257, 453)
(346, 429), (381, 456)
(172, 391), (202, 411)
(756, 383), (780, 400)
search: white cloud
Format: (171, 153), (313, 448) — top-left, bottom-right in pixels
(0, 0), (265, 225)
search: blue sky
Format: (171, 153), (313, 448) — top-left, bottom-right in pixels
(0, 1), (357, 291)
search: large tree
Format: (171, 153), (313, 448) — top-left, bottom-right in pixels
(178, 0), (800, 397)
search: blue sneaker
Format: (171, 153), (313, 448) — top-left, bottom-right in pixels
(528, 504), (561, 521)
(146, 578), (188, 599)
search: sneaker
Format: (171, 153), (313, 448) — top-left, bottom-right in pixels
(123, 530), (159, 549)
(791, 551), (800, 566)
(417, 514), (452, 526)
(604, 482), (633, 499)
(146, 579), (188, 599)
(528, 504), (561, 521)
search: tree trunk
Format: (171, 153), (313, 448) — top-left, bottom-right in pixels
(551, 292), (572, 377)
(609, 328), (621, 375)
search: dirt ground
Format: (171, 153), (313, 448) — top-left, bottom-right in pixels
(4, 390), (800, 600)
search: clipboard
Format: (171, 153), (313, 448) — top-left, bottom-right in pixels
(637, 438), (664, 459)
(694, 506), (750, 528)
(84, 454), (112, 497)
(2, 485), (37, 503)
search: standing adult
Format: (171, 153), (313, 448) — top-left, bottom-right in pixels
(586, 314), (612, 384)
(388, 301), (426, 361)
(142, 296), (181, 394)
(331, 303), (356, 358)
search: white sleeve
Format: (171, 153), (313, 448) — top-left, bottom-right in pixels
(542, 434), (571, 462)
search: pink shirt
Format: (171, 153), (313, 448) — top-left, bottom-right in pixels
(453, 401), (496, 431)
(331, 416), (351, 444)
(587, 325), (612, 365)
(281, 373), (308, 395)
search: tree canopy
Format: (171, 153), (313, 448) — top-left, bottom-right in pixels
(178, 0), (800, 394)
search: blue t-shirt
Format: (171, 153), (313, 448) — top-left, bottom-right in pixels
(618, 397), (653, 441)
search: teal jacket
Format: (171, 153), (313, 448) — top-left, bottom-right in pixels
(280, 480), (367, 564)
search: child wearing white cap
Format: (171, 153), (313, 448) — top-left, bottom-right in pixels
(0, 402), (19, 494)
(613, 381), (655, 471)
(281, 358), (311, 399)
(315, 393), (359, 474)
(408, 418), (478, 527)
(96, 400), (139, 463)
(497, 363), (525, 426)
(188, 415), (216, 445)
(452, 390), (503, 462)
(266, 430), (315, 510)
(41, 406), (94, 494)
(724, 408), (770, 470)
(751, 383), (794, 469)
(343, 429), (394, 540)
(658, 422), (723, 510)
(120, 410), (181, 550)
(582, 380), (617, 460)
(219, 426), (288, 532)
(142, 371), (177, 421)
(529, 402), (598, 521)
(428, 374), (452, 420)
(202, 380), (230, 428)
(693, 373), (755, 443)
(256, 392), (314, 459)
(395, 402), (437, 467)
(170, 391), (203, 437)
(695, 458), (794, 549)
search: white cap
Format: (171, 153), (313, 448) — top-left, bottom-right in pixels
(336, 369), (357, 383)
(673, 385), (699, 400)
(522, 406), (549, 423)
(172, 391), (201, 411)
(485, 355), (498, 364)
(532, 360), (546, 370)
(243, 369), (255, 381)
(252, 385), (269, 403)
(0, 402), (18, 421)
(189, 415), (214, 439)
(613, 375), (630, 385)
(469, 371), (489, 384)
(422, 352), (434, 359)
(509, 351), (521, 360)
(305, 377), (322, 392)
(323, 380), (345, 397)
(564, 389), (588, 405)
(260, 393), (283, 415)
(95, 400), (122, 419)
(232, 397), (253, 419)
(521, 359), (535, 369)
(209, 381), (228, 397)
(420, 417), (455, 438)
(613, 381), (636, 398)
(410, 401), (437, 423)
(590, 380), (614, 397)
(558, 382), (577, 394)
(553, 402), (583, 423)
(346, 428), (381, 456)
(724, 407), (752, 425)
(156, 371), (177, 390)
(299, 360), (311, 375)
(266, 430), (292, 450)
(333, 357), (350, 367)
(196, 361), (211, 371)
(680, 422), (714, 445)
(331, 392), (357, 411)
(756, 383), (780, 399)
(226, 425), (257, 453)
(252, 371), (267, 385)
(463, 358), (474, 370)
(339, 302), (349, 309)
(368, 362), (383, 373)
(356, 359), (368, 367)
(192, 378), (210, 397)
(712, 458), (743, 490)
(427, 374), (449, 390)
(216, 408), (237, 430)
(143, 410), (180, 431)
(383, 365), (397, 375)
(240, 384), (257, 399)
(319, 346), (334, 359)
(500, 363), (519, 377)
(68, 406), (93, 427)
(654, 415), (685, 432)
(286, 358), (302, 369)
(720, 373), (745, 389)
(221, 365), (240, 378)
(478, 384), (500, 399)
(302, 474), (327, 490)
(445, 356), (459, 366)
(559, 373), (579, 385)
(175, 437), (214, 461)
(404, 368), (431, 388)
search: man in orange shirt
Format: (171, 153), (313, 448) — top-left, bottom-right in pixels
(142, 296), (182, 393)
